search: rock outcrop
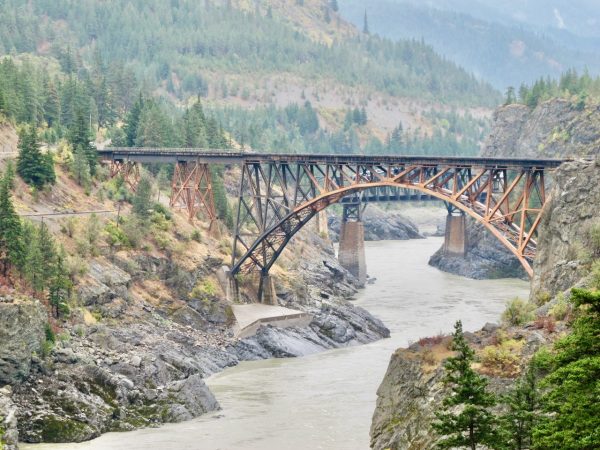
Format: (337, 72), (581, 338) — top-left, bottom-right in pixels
(0, 387), (19, 450)
(532, 158), (600, 299)
(328, 205), (423, 242)
(429, 219), (527, 279)
(0, 297), (46, 386)
(431, 98), (600, 279)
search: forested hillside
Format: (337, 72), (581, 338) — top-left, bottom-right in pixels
(0, 0), (501, 156)
(339, 0), (600, 89)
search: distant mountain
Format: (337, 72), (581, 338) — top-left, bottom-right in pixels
(339, 0), (600, 90)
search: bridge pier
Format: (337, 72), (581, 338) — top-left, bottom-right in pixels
(338, 204), (367, 286)
(170, 161), (217, 224)
(443, 208), (467, 257)
(259, 274), (278, 306)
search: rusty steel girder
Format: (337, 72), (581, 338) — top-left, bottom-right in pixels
(108, 159), (141, 191)
(231, 161), (551, 279)
(170, 161), (217, 223)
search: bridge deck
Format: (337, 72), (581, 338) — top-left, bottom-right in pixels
(98, 148), (567, 169)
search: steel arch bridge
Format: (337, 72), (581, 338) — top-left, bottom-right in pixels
(98, 149), (565, 298)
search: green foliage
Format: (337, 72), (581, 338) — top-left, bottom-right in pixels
(589, 223), (600, 257)
(0, 167), (25, 276)
(211, 166), (233, 229)
(190, 279), (218, 300)
(502, 297), (535, 326)
(132, 177), (153, 221)
(17, 125), (55, 189)
(517, 69), (600, 108)
(479, 339), (523, 377)
(70, 144), (91, 188)
(549, 292), (570, 321)
(68, 108), (97, 176)
(532, 288), (600, 449)
(48, 247), (73, 318)
(433, 321), (500, 449)
(104, 221), (131, 250)
(499, 366), (539, 450)
(590, 260), (600, 291)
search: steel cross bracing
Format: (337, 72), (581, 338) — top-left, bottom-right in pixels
(230, 160), (550, 278)
(98, 148), (565, 279)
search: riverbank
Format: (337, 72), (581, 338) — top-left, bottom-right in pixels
(22, 238), (529, 450)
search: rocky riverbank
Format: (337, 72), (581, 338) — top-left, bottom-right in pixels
(371, 157), (600, 449)
(328, 205), (424, 242)
(1, 227), (389, 445)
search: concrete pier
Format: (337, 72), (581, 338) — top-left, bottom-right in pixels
(338, 220), (367, 285)
(260, 274), (278, 305)
(443, 213), (467, 256)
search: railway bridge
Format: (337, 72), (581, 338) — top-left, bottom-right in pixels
(98, 148), (565, 302)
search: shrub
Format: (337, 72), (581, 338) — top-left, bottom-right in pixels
(191, 229), (202, 243)
(104, 221), (131, 249)
(417, 333), (446, 347)
(590, 224), (600, 256)
(549, 292), (570, 321)
(534, 291), (552, 307)
(502, 297), (535, 326)
(479, 339), (523, 376)
(590, 260), (600, 290)
(190, 279), (218, 299)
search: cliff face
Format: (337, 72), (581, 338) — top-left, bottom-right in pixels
(430, 98), (600, 279)
(532, 158), (600, 298)
(372, 158), (600, 449)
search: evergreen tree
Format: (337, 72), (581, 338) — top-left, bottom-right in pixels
(44, 80), (61, 128)
(330, 0), (339, 12)
(71, 144), (91, 187)
(504, 86), (516, 105)
(48, 247), (72, 319)
(23, 222), (45, 292)
(500, 366), (539, 449)
(0, 168), (24, 277)
(17, 126), (55, 189)
(132, 176), (153, 220)
(68, 108), (97, 175)
(124, 93), (144, 147)
(433, 321), (500, 450)
(211, 166), (233, 229)
(532, 289), (600, 449)
(363, 9), (370, 34)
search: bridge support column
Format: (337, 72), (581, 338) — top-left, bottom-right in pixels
(315, 210), (329, 239)
(259, 274), (277, 305)
(170, 161), (217, 224)
(109, 160), (140, 191)
(338, 204), (367, 286)
(443, 209), (467, 257)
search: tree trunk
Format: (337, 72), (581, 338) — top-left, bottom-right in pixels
(470, 422), (476, 450)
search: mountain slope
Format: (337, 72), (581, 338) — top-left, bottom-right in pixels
(339, 0), (600, 89)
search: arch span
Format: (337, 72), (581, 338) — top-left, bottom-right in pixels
(231, 161), (549, 280)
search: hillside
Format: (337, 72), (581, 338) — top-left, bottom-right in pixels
(339, 0), (600, 89)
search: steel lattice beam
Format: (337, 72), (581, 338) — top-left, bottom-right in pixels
(231, 161), (552, 278)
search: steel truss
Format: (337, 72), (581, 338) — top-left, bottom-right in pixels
(170, 161), (217, 223)
(109, 159), (140, 191)
(232, 161), (549, 278)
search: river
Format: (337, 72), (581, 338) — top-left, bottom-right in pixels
(23, 237), (529, 450)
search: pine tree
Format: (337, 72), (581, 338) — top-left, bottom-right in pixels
(533, 289), (600, 449)
(363, 9), (370, 34)
(504, 86), (517, 105)
(17, 126), (55, 189)
(71, 144), (91, 187)
(23, 223), (45, 292)
(44, 80), (61, 128)
(433, 321), (500, 450)
(211, 166), (233, 230)
(124, 93), (144, 147)
(330, 0), (339, 12)
(132, 176), (153, 220)
(500, 366), (538, 449)
(68, 108), (97, 175)
(0, 168), (24, 277)
(48, 247), (72, 319)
